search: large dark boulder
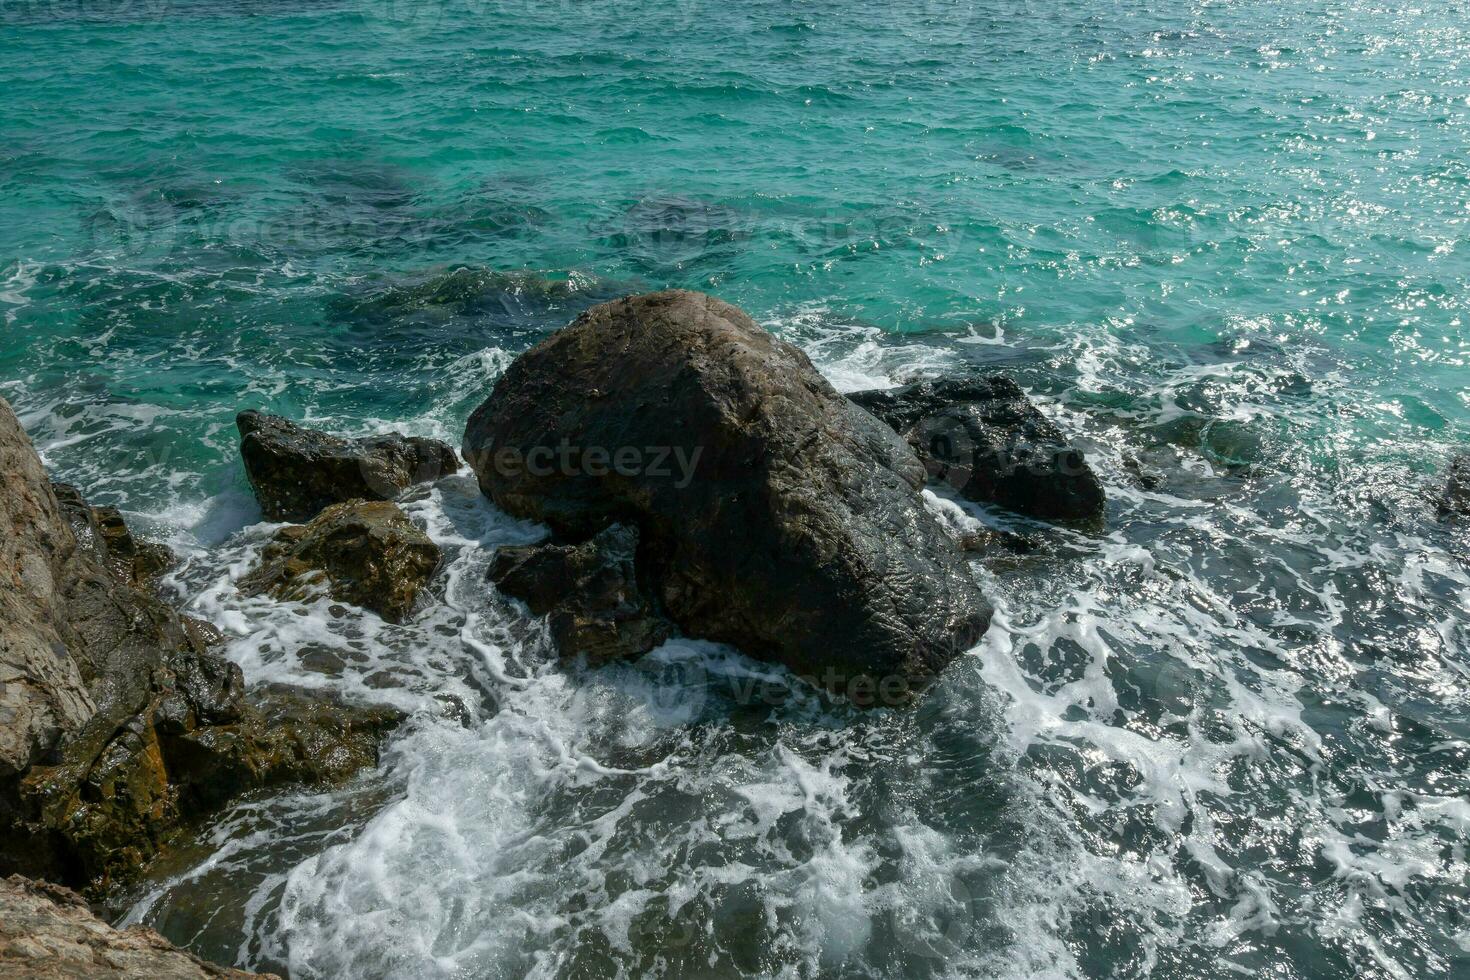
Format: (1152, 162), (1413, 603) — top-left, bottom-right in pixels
(237, 411), (459, 523)
(463, 290), (991, 704)
(849, 375), (1105, 523)
(489, 524), (673, 665)
(238, 500), (441, 623)
(0, 398), (400, 897)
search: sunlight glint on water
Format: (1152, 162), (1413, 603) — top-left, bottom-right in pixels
(3, 0), (1469, 976)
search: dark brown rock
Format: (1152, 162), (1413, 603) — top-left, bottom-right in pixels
(957, 526), (1039, 555)
(463, 290), (990, 704)
(490, 524), (673, 665)
(0, 398), (400, 897)
(51, 484), (174, 590)
(849, 375), (1105, 523)
(151, 684), (402, 813)
(0, 874), (273, 978)
(238, 500), (441, 623)
(237, 411), (459, 523)
(9, 621), (399, 897)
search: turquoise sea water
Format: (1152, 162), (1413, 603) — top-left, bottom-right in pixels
(3, 1), (1470, 977)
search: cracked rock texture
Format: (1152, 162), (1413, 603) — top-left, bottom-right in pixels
(0, 874), (273, 978)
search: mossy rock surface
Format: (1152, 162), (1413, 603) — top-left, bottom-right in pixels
(239, 499), (442, 623)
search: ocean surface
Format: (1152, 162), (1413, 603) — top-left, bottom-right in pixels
(3, 1), (1469, 976)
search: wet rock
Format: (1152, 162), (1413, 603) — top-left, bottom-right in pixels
(180, 618), (225, 655)
(1120, 443), (1241, 501)
(463, 290), (990, 703)
(0, 874), (272, 979)
(158, 685), (403, 810)
(238, 500), (441, 623)
(237, 411), (459, 523)
(11, 641), (398, 895)
(958, 526), (1039, 555)
(1150, 415), (1263, 473)
(297, 647), (346, 677)
(52, 484), (174, 589)
(849, 375), (1105, 523)
(252, 685), (401, 785)
(489, 524), (673, 665)
(1439, 454), (1470, 518)
(1122, 449), (1170, 491)
(0, 401), (96, 781)
(0, 397), (400, 896)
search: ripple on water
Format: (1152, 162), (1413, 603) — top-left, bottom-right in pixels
(3, 0), (1468, 976)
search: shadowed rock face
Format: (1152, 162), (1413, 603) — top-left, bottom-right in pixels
(849, 375), (1105, 524)
(0, 874), (274, 978)
(237, 411), (459, 523)
(464, 290), (991, 704)
(0, 397), (400, 896)
(239, 500), (441, 623)
(489, 524), (673, 665)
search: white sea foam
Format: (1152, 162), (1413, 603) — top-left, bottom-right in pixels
(107, 316), (1470, 979)
(765, 304), (961, 392)
(0, 259), (40, 322)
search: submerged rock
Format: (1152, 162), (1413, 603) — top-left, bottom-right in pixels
(464, 290), (990, 704)
(1439, 454), (1470, 518)
(490, 524), (673, 665)
(238, 500), (441, 623)
(333, 267), (580, 323)
(849, 375), (1105, 523)
(237, 411), (458, 523)
(0, 397), (400, 896)
(0, 874), (272, 979)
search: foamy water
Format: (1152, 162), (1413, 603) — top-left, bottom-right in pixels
(57, 314), (1454, 979)
(5, 1), (1469, 975)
